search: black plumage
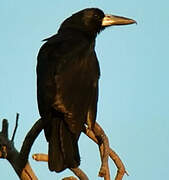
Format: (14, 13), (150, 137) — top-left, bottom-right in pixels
(36, 8), (136, 172)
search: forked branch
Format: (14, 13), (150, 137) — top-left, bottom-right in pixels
(0, 116), (127, 180)
(32, 122), (127, 180)
(84, 122), (128, 180)
(0, 117), (43, 180)
(32, 154), (89, 180)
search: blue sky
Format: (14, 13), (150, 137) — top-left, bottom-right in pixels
(1, 0), (169, 179)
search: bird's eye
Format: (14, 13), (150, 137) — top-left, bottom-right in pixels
(94, 14), (99, 18)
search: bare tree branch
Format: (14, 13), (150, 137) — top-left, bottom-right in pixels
(62, 176), (78, 180)
(93, 122), (110, 179)
(1, 115), (127, 180)
(1, 119), (8, 137)
(32, 122), (127, 180)
(11, 113), (19, 142)
(20, 162), (38, 180)
(109, 149), (129, 179)
(19, 118), (43, 168)
(84, 122), (128, 180)
(0, 117), (43, 180)
(70, 168), (89, 180)
(32, 153), (89, 180)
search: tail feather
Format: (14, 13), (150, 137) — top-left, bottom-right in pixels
(48, 117), (80, 172)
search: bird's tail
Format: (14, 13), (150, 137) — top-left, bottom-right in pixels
(48, 117), (80, 172)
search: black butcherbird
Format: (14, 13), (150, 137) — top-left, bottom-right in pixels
(37, 8), (136, 172)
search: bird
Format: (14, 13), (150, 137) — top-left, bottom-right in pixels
(36, 8), (136, 172)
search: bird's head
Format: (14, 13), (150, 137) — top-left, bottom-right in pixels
(59, 8), (136, 37)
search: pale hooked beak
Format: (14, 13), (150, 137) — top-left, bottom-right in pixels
(102, 14), (137, 26)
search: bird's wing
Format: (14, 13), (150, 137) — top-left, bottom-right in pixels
(37, 35), (100, 136)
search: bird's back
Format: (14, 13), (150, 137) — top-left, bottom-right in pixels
(37, 30), (100, 134)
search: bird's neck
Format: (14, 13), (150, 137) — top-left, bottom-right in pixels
(59, 27), (97, 42)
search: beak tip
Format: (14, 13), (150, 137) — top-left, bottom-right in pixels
(132, 20), (137, 25)
(127, 19), (137, 25)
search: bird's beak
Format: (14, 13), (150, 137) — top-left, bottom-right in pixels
(102, 14), (137, 27)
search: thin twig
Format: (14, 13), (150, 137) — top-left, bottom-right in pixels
(109, 148), (129, 179)
(62, 176), (78, 180)
(70, 168), (89, 180)
(83, 124), (110, 179)
(83, 122), (127, 180)
(32, 153), (89, 180)
(11, 113), (19, 142)
(92, 123), (110, 180)
(32, 153), (48, 162)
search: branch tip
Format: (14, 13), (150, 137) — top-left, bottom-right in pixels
(32, 153), (48, 162)
(125, 171), (129, 176)
(1, 119), (8, 137)
(11, 113), (19, 142)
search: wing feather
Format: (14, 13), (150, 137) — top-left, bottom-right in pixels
(37, 34), (100, 138)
